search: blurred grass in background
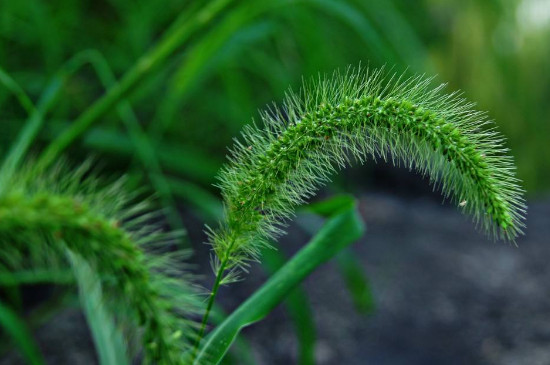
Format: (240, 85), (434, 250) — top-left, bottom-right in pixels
(1, 0), (548, 199)
(0, 1), (548, 363)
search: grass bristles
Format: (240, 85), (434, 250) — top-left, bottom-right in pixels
(0, 161), (199, 364)
(212, 66), (526, 282)
(0, 65), (527, 364)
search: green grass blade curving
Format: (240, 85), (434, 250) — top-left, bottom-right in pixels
(0, 67), (35, 114)
(209, 304), (257, 365)
(0, 301), (45, 365)
(335, 249), (375, 314)
(67, 49), (183, 232)
(261, 248), (316, 365)
(304, 194), (375, 314)
(0, 49), (126, 194)
(70, 253), (130, 365)
(37, 0), (235, 169)
(194, 203), (365, 364)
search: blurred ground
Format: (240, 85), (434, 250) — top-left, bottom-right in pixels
(241, 193), (550, 365)
(2, 189), (548, 365)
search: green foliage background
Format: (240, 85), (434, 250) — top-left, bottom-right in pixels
(0, 0), (545, 363)
(1, 0), (548, 194)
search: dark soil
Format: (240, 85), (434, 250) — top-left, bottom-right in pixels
(2, 190), (549, 365)
(239, 193), (550, 365)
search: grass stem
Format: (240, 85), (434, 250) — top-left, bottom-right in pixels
(37, 0), (235, 170)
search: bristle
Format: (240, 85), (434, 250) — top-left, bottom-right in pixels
(0, 161), (200, 364)
(211, 67), (526, 280)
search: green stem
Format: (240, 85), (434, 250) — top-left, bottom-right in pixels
(73, 50), (184, 232)
(194, 207), (365, 364)
(192, 260), (227, 357)
(192, 238), (236, 360)
(0, 67), (35, 114)
(0, 78), (61, 194)
(0, 50), (121, 194)
(37, 0), (234, 170)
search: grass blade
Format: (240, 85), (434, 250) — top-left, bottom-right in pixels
(209, 304), (257, 365)
(335, 249), (375, 314)
(305, 195), (375, 314)
(0, 49), (123, 193)
(0, 301), (45, 365)
(0, 67), (35, 114)
(261, 248), (316, 365)
(0, 78), (61, 194)
(44, 124), (221, 184)
(0, 270), (73, 286)
(69, 252), (130, 365)
(69, 50), (183, 232)
(37, 0), (235, 169)
(194, 201), (365, 364)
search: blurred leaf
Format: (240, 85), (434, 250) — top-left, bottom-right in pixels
(336, 249), (375, 314)
(0, 49), (128, 193)
(349, 0), (429, 71)
(44, 123), (221, 184)
(303, 195), (375, 314)
(0, 270), (73, 286)
(167, 177), (223, 223)
(37, 0), (237, 169)
(209, 305), (257, 365)
(304, 193), (356, 217)
(69, 252), (130, 365)
(304, 0), (397, 65)
(0, 300), (45, 365)
(0, 67), (35, 114)
(151, 1), (285, 139)
(68, 49), (183, 231)
(262, 248), (316, 365)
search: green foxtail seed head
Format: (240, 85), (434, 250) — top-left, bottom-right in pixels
(211, 66), (526, 281)
(0, 161), (199, 364)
